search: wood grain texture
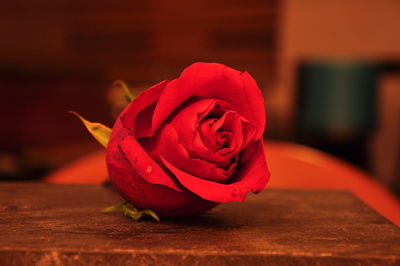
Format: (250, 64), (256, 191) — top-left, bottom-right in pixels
(0, 183), (399, 265)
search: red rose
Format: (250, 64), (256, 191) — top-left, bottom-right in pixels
(106, 62), (270, 218)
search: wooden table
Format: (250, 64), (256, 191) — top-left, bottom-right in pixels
(0, 183), (399, 265)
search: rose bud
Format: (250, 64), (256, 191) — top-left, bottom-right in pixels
(106, 62), (270, 218)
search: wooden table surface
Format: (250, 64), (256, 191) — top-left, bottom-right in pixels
(0, 182), (399, 265)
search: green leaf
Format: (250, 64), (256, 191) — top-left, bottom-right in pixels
(101, 202), (160, 223)
(112, 80), (135, 102)
(101, 203), (124, 213)
(69, 111), (111, 148)
(142, 209), (161, 223)
(121, 204), (143, 220)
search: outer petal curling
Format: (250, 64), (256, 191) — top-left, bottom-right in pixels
(119, 80), (169, 138)
(160, 139), (270, 202)
(118, 135), (183, 192)
(106, 143), (217, 217)
(151, 63), (265, 137)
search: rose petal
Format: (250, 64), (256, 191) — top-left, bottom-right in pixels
(192, 130), (232, 169)
(151, 63), (265, 137)
(169, 98), (218, 150)
(217, 111), (243, 154)
(155, 123), (234, 183)
(199, 111), (244, 158)
(119, 80), (169, 138)
(198, 118), (217, 148)
(134, 102), (157, 139)
(106, 143), (217, 217)
(160, 139), (270, 202)
(117, 135), (183, 192)
(167, 98), (237, 168)
(240, 120), (258, 150)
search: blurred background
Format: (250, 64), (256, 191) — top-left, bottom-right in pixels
(0, 0), (399, 196)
